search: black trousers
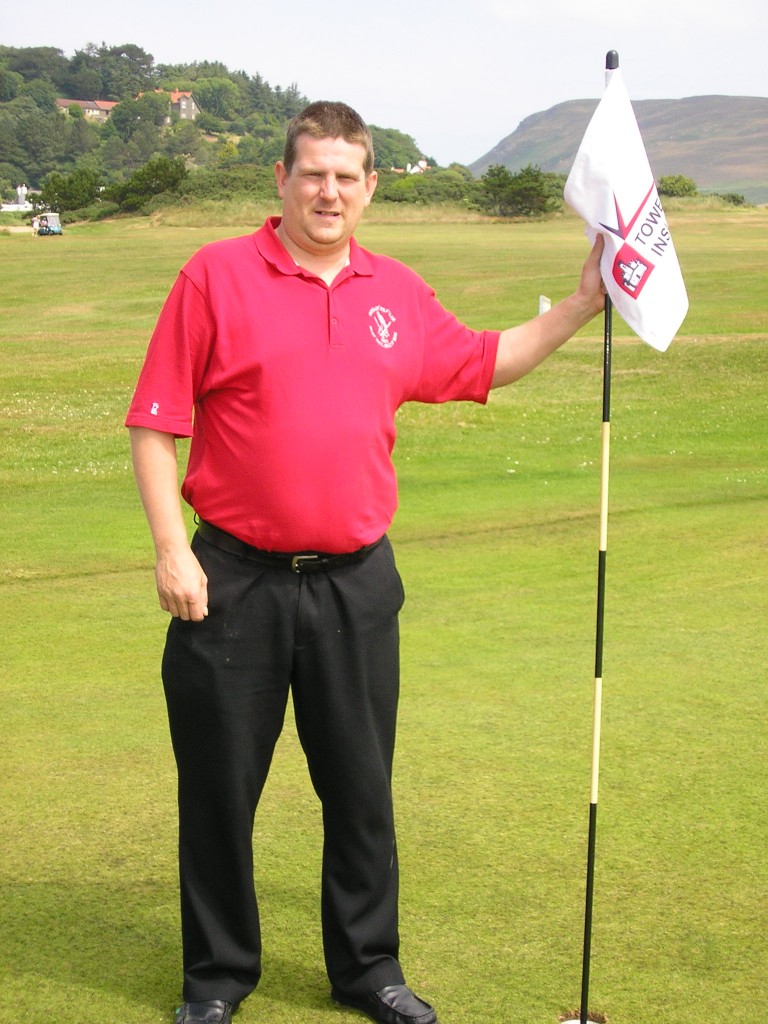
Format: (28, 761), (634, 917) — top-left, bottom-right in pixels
(162, 531), (407, 1005)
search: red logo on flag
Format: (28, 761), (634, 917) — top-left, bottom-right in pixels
(600, 183), (658, 302)
(613, 242), (654, 298)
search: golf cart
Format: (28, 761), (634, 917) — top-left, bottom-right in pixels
(38, 212), (62, 236)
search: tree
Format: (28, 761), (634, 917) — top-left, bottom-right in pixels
(19, 77), (58, 113)
(192, 77), (240, 120)
(107, 155), (187, 211)
(657, 174), (698, 198)
(163, 119), (204, 161)
(136, 91), (172, 125)
(41, 166), (102, 210)
(271, 82), (306, 119)
(375, 168), (476, 206)
(447, 162), (474, 181)
(177, 59), (231, 80)
(129, 121), (164, 164)
(235, 119), (286, 166)
(1, 46), (68, 90)
(0, 161), (26, 200)
(0, 67), (22, 102)
(180, 163), (278, 202)
(214, 140), (239, 167)
(66, 65), (102, 99)
(479, 165), (514, 215)
(0, 107), (26, 170)
(66, 45), (105, 98)
(64, 114), (100, 161)
(109, 98), (137, 140)
(8, 101), (68, 184)
(62, 42), (157, 101)
(479, 163), (564, 217)
(369, 126), (422, 170)
(98, 132), (131, 173)
(110, 91), (170, 141)
(0, 42), (447, 198)
(101, 43), (156, 98)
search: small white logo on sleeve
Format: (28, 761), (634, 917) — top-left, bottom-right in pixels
(150, 402), (159, 416)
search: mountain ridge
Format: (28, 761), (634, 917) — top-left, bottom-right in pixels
(469, 95), (768, 203)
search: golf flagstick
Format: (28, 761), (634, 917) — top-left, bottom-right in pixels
(565, 58), (619, 1024)
(562, 292), (613, 1024)
(560, 47), (688, 1023)
(567, 59), (618, 1024)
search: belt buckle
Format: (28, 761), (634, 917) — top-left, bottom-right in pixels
(291, 553), (320, 573)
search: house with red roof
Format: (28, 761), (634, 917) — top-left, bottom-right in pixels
(165, 90), (199, 121)
(139, 89), (200, 123)
(56, 99), (119, 122)
(56, 91), (199, 125)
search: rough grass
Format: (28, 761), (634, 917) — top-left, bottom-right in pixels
(1, 209), (766, 1024)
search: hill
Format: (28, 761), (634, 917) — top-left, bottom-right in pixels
(0, 43), (425, 195)
(469, 96), (768, 203)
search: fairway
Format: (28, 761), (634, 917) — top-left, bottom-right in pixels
(1, 208), (766, 1024)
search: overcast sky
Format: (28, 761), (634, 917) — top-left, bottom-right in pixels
(5, 0), (766, 166)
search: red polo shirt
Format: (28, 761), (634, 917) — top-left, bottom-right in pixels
(126, 218), (500, 553)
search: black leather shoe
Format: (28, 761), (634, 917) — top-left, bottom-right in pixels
(332, 983), (438, 1024)
(174, 1001), (234, 1023)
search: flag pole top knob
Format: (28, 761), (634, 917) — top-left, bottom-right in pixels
(606, 50), (619, 69)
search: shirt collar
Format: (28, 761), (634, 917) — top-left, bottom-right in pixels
(254, 216), (374, 279)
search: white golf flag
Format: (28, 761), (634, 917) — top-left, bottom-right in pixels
(564, 68), (688, 351)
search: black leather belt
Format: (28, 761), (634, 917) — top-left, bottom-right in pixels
(196, 518), (383, 574)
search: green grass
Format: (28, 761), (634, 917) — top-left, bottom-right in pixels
(1, 208), (766, 1024)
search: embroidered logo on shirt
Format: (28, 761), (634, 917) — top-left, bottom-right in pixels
(368, 305), (398, 349)
(150, 402), (159, 415)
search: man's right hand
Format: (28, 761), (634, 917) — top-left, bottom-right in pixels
(129, 427), (209, 623)
(155, 544), (209, 622)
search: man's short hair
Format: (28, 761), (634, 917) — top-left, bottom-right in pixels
(283, 101), (375, 175)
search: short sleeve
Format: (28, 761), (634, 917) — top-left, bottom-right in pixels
(125, 271), (215, 436)
(410, 288), (500, 405)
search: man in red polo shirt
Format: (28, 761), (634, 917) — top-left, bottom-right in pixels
(127, 102), (605, 1024)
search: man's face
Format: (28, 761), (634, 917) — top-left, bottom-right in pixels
(275, 134), (377, 259)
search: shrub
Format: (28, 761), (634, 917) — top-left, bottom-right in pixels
(374, 169), (477, 206)
(72, 200), (121, 222)
(106, 155), (188, 212)
(180, 163), (277, 201)
(479, 164), (565, 217)
(658, 174), (698, 197)
(40, 167), (103, 211)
